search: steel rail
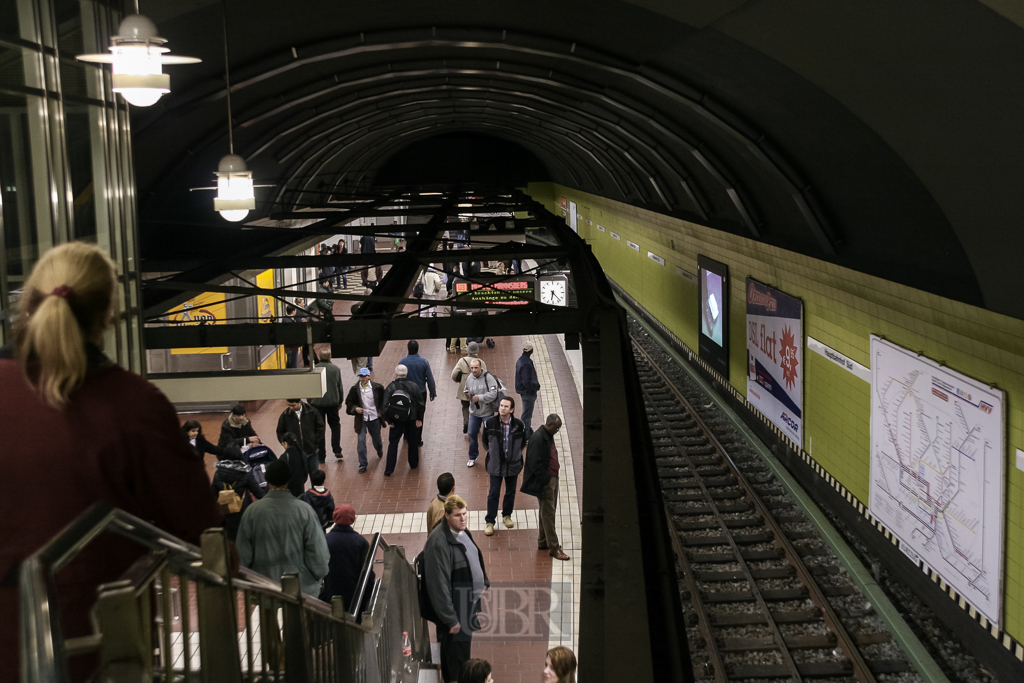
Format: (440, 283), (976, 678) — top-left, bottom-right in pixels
(632, 341), (878, 683)
(637, 363), (802, 682)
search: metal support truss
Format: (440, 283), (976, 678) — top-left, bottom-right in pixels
(140, 187), (693, 683)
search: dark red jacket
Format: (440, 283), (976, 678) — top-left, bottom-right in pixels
(0, 348), (222, 679)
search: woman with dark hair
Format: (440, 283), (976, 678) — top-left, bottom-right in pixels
(0, 242), (222, 680)
(210, 443), (265, 540)
(543, 647), (577, 683)
(458, 658), (493, 683)
(181, 419), (223, 460)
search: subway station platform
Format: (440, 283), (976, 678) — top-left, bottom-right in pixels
(189, 333), (584, 683)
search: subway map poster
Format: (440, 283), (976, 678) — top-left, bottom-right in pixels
(868, 335), (1005, 627)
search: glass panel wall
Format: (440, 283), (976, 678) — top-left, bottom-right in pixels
(0, 0), (141, 373)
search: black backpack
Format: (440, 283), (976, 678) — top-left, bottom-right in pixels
(412, 281), (425, 298)
(484, 371), (508, 407)
(414, 551), (442, 624)
(386, 384), (414, 422)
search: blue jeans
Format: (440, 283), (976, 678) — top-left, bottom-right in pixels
(519, 392), (537, 437)
(467, 414), (485, 460)
(486, 474), (519, 524)
(357, 418), (383, 467)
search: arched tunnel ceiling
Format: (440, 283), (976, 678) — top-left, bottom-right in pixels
(132, 1), (1024, 319)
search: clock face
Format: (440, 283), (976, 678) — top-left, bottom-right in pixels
(540, 280), (566, 306)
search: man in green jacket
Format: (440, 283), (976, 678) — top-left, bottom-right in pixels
(309, 346), (344, 462)
(237, 459), (330, 596)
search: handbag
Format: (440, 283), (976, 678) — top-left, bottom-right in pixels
(218, 483), (244, 514)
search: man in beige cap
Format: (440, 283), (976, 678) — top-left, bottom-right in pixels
(451, 341), (486, 434)
(515, 340), (540, 439)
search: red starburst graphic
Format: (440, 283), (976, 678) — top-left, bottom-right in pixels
(779, 326), (799, 390)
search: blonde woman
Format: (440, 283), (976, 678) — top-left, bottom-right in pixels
(543, 646), (577, 683)
(0, 243), (222, 680)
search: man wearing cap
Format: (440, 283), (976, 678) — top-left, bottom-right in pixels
(515, 340), (541, 439)
(236, 459), (331, 596)
(320, 504), (374, 618)
(451, 341), (487, 434)
(344, 367), (386, 473)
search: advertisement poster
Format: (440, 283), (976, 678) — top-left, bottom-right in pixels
(697, 255), (729, 378)
(745, 278), (803, 444)
(168, 292), (228, 355)
(256, 269), (285, 369)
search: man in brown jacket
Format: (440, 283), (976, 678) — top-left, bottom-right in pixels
(427, 472), (456, 533)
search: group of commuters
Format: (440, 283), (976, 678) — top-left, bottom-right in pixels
(1, 241), (574, 683)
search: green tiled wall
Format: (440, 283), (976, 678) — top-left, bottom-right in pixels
(532, 182), (1024, 641)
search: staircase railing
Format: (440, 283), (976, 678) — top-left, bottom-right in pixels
(20, 502), (436, 683)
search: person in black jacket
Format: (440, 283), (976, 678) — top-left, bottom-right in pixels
(319, 504), (373, 620)
(423, 495), (489, 683)
(218, 404), (262, 449)
(279, 431), (317, 497)
(181, 420), (223, 461)
(520, 414), (568, 561)
(276, 398), (325, 458)
(381, 364), (425, 476)
(299, 468), (335, 529)
(210, 443), (265, 540)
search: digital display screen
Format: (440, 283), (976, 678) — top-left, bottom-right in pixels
(697, 255), (729, 378)
(701, 269), (724, 347)
(453, 276), (537, 307)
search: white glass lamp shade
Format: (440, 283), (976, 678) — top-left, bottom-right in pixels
(111, 45), (170, 106)
(76, 14), (199, 108)
(215, 154), (256, 222)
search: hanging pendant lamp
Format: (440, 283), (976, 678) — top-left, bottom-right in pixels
(77, 13), (200, 107)
(214, 154), (255, 222)
(213, 0), (254, 222)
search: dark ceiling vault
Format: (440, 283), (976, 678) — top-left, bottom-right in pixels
(132, 1), (1024, 319)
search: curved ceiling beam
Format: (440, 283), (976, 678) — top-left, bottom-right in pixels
(253, 86), (707, 217)
(266, 95), (667, 209)
(237, 64), (728, 201)
(282, 108), (651, 208)
(172, 31), (832, 248)
(280, 113), (616, 208)
(319, 113), (633, 200)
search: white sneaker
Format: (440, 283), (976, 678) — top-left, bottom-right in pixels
(467, 459), (476, 467)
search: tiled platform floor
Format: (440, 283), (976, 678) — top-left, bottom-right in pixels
(187, 331), (584, 683)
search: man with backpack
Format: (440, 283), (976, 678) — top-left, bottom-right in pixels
(463, 358), (500, 468)
(382, 364), (425, 476)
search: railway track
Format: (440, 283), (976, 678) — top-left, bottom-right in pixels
(631, 335), (921, 683)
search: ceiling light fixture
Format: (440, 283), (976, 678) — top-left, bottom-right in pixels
(76, 8), (199, 107)
(213, 0), (256, 222)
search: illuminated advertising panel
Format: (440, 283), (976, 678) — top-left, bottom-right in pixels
(697, 255), (729, 377)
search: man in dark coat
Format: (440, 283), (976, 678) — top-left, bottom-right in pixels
(276, 398), (326, 459)
(398, 339), (437, 448)
(344, 367), (386, 473)
(514, 341), (541, 439)
(520, 414), (569, 561)
(359, 229), (384, 284)
(309, 346), (344, 462)
(319, 504), (374, 620)
(218, 403), (261, 449)
(481, 397), (527, 537)
(423, 495), (489, 683)
(381, 364), (425, 476)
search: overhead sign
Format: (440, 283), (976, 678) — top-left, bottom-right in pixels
(745, 278), (803, 444)
(453, 276), (537, 308)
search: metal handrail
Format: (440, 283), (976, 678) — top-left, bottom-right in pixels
(349, 532), (386, 617)
(20, 502), (437, 683)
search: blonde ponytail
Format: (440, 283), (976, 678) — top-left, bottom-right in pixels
(14, 242), (117, 408)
